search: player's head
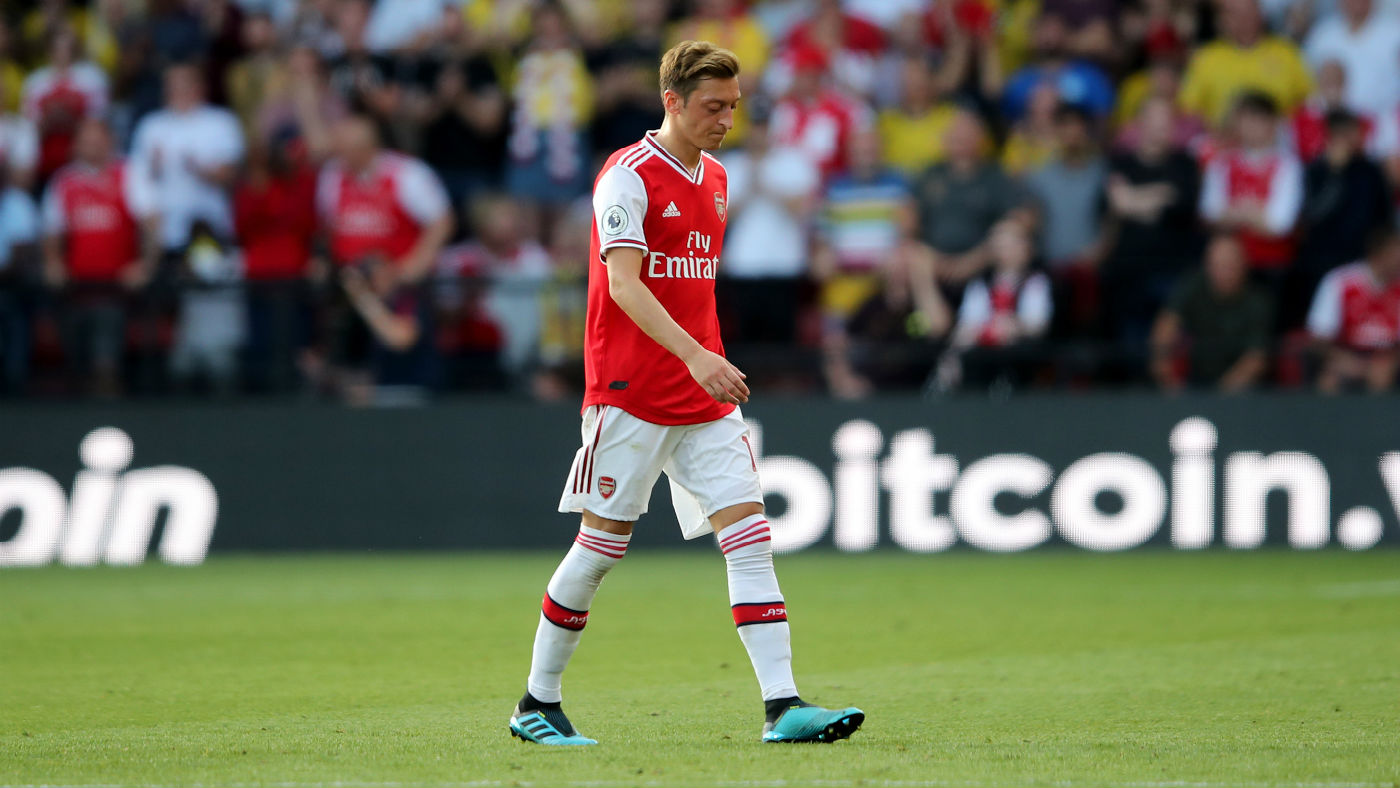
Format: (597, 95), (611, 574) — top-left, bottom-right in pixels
(73, 117), (113, 165)
(332, 115), (381, 171)
(658, 40), (741, 152)
(1325, 108), (1364, 153)
(164, 62), (206, 111)
(1316, 59), (1347, 104)
(47, 25), (79, 68)
(1365, 227), (1400, 282)
(1219, 0), (1263, 46)
(1205, 233), (1248, 296)
(988, 219), (1034, 275)
(1231, 90), (1278, 149)
(942, 108), (987, 164)
(1136, 96), (1176, 153)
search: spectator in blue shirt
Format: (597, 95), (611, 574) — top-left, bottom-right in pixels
(1001, 12), (1115, 123)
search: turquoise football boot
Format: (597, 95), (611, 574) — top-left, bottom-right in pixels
(508, 695), (597, 746)
(762, 700), (865, 743)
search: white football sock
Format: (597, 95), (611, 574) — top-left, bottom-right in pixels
(718, 514), (798, 701)
(525, 525), (630, 704)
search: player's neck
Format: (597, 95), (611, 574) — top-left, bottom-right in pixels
(653, 124), (702, 173)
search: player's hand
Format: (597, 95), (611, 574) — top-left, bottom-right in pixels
(686, 349), (749, 405)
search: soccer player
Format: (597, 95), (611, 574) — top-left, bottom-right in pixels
(508, 41), (864, 746)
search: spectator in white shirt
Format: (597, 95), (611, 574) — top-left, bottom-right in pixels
(1198, 92), (1303, 292)
(719, 111), (820, 343)
(363, 0), (447, 53)
(128, 62), (246, 255)
(1305, 0), (1400, 117)
(0, 77), (38, 191)
(937, 219), (1053, 391)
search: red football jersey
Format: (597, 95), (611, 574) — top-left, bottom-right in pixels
(583, 132), (733, 426)
(42, 160), (141, 282)
(316, 152), (449, 266)
(1307, 261), (1400, 351)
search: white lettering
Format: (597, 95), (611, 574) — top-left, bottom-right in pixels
(881, 429), (957, 553)
(746, 422), (833, 554)
(951, 454), (1053, 552)
(1170, 417), (1216, 549)
(106, 467), (219, 566)
(833, 420), (882, 551)
(642, 251), (719, 280)
(0, 427), (218, 567)
(59, 427), (133, 566)
(1378, 452), (1400, 526)
(0, 469), (67, 567)
(1052, 453), (1166, 551)
(1224, 451), (1330, 549)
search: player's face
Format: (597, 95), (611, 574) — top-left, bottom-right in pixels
(675, 77), (741, 151)
(1373, 241), (1400, 282)
(73, 120), (111, 164)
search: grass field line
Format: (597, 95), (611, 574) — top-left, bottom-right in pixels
(1313, 578), (1400, 598)
(3, 781), (1395, 788)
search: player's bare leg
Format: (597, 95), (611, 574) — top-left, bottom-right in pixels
(509, 511), (633, 746)
(711, 502), (864, 742)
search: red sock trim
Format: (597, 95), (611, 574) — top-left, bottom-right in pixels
(721, 530), (771, 555)
(732, 601), (787, 627)
(719, 520), (770, 554)
(542, 593), (589, 631)
(574, 532), (628, 559)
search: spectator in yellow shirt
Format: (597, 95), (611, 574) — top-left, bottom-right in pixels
(878, 56), (961, 175)
(505, 4), (594, 206)
(1178, 0), (1312, 126)
(1003, 82), (1061, 174)
(0, 19), (23, 112)
(668, 0), (769, 146)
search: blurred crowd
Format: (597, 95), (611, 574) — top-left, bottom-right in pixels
(4, 0), (1400, 401)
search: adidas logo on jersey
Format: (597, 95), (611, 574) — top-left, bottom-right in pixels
(662, 201), (682, 218)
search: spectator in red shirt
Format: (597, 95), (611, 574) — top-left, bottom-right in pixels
(40, 117), (155, 396)
(1306, 228), (1400, 393)
(235, 134), (317, 392)
(237, 139), (316, 282)
(21, 27), (108, 183)
(1199, 92), (1303, 293)
(313, 114), (452, 387)
(316, 114), (453, 284)
(780, 0), (886, 98)
(768, 45), (873, 179)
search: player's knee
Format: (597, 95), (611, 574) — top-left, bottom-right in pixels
(582, 510), (635, 536)
(709, 501), (764, 533)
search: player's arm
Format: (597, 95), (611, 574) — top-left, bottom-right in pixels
(604, 246), (749, 405)
(394, 160), (456, 285)
(395, 212), (454, 285)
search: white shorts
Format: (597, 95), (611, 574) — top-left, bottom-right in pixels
(557, 405), (764, 540)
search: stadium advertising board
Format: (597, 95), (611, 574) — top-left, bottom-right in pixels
(0, 395), (1396, 565)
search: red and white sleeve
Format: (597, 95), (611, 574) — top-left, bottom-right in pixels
(592, 165), (648, 260)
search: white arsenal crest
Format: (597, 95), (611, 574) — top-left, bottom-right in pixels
(714, 192), (726, 222)
(598, 476), (617, 499)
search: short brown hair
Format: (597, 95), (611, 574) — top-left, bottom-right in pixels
(659, 40), (740, 101)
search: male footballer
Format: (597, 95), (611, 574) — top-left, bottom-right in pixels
(508, 40), (864, 746)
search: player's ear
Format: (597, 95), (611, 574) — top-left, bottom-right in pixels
(662, 89), (683, 116)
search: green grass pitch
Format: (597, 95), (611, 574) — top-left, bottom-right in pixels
(2, 549), (1398, 788)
